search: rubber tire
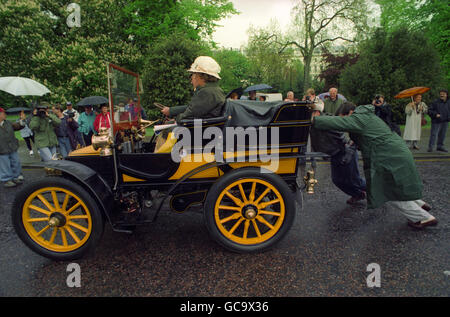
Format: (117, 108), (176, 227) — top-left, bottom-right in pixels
(204, 167), (296, 253)
(12, 177), (105, 261)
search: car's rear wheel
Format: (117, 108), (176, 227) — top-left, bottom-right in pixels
(204, 168), (296, 253)
(12, 177), (104, 261)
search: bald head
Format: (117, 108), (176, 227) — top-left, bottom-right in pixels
(329, 88), (338, 100)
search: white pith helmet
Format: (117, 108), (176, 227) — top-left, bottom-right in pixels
(188, 56), (221, 79)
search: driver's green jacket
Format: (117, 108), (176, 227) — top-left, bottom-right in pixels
(169, 82), (225, 121)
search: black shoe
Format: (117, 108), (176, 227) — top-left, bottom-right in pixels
(436, 147), (448, 152)
(427, 148), (433, 152)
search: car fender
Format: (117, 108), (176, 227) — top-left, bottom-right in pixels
(23, 160), (114, 223)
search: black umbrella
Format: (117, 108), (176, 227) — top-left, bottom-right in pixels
(76, 96), (109, 106)
(5, 107), (32, 114)
(226, 87), (244, 99)
(244, 84), (272, 93)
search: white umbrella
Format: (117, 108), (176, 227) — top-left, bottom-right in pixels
(0, 76), (50, 96)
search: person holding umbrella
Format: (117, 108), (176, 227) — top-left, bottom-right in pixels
(403, 94), (428, 150)
(0, 107), (25, 187)
(78, 105), (96, 146)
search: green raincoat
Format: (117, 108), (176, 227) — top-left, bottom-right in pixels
(29, 113), (61, 149)
(313, 104), (423, 209)
(169, 82), (225, 121)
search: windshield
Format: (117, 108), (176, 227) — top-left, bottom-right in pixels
(107, 63), (142, 132)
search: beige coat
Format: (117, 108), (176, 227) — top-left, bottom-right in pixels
(403, 101), (427, 141)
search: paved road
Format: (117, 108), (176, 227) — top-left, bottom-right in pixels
(1, 159), (449, 297)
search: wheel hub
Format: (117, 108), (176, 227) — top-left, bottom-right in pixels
(243, 205), (258, 219)
(48, 213), (66, 228)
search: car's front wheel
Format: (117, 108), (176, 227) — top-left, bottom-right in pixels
(12, 177), (104, 261)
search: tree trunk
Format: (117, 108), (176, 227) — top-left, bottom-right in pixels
(303, 54), (312, 91)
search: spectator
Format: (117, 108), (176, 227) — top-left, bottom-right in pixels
(29, 103), (61, 161)
(427, 89), (449, 152)
(312, 102), (437, 229)
(94, 104), (111, 132)
(78, 105), (96, 146)
(248, 90), (257, 101)
(258, 95), (266, 101)
(63, 101), (79, 121)
(324, 87), (344, 115)
(17, 110), (34, 156)
(229, 92), (239, 100)
(65, 109), (84, 150)
(403, 94), (427, 150)
(303, 88), (325, 111)
(284, 91), (295, 101)
(52, 105), (72, 158)
(0, 107), (25, 187)
(372, 94), (401, 136)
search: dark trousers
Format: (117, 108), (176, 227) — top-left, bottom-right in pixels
(23, 135), (34, 151)
(82, 131), (94, 146)
(428, 121), (448, 149)
(330, 150), (366, 198)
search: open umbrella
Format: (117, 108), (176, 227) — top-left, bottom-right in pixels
(244, 84), (272, 93)
(5, 107), (32, 114)
(76, 96), (109, 106)
(394, 87), (430, 99)
(0, 77), (50, 96)
(318, 92), (347, 101)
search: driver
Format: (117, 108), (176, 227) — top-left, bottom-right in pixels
(160, 56), (225, 122)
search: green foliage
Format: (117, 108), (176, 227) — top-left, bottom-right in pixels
(0, 0), (142, 107)
(339, 27), (445, 123)
(375, 0), (450, 85)
(140, 33), (207, 113)
(0, 0), (237, 110)
(211, 49), (250, 94)
(123, 0), (237, 45)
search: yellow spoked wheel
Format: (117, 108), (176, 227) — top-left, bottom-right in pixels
(22, 187), (92, 252)
(205, 168), (295, 253)
(13, 177), (104, 260)
(214, 179), (285, 245)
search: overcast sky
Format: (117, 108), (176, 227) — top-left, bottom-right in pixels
(212, 0), (381, 49)
(212, 0), (295, 49)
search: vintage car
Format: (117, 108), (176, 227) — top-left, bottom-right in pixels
(12, 64), (320, 261)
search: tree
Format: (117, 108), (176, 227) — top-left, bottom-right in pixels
(123, 0), (237, 46)
(255, 0), (371, 90)
(375, 0), (450, 84)
(339, 27), (445, 123)
(0, 0), (142, 105)
(211, 49), (250, 95)
(245, 23), (305, 96)
(318, 48), (359, 91)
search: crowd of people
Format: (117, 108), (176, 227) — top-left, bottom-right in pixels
(0, 97), (143, 188)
